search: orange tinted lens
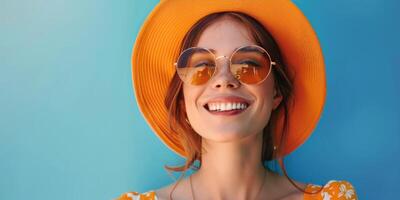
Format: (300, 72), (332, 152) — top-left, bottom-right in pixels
(231, 46), (271, 84)
(176, 48), (216, 85)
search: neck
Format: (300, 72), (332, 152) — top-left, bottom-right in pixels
(192, 132), (269, 200)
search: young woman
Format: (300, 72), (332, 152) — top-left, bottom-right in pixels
(117, 1), (357, 200)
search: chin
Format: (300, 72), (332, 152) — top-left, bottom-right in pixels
(199, 129), (253, 142)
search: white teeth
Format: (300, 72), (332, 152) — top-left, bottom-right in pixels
(221, 104), (226, 111)
(207, 102), (248, 112)
(226, 103), (232, 110)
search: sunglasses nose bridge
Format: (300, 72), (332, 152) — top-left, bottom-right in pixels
(210, 54), (238, 83)
(214, 55), (230, 72)
(215, 55), (228, 60)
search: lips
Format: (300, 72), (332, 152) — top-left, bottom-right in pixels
(203, 96), (252, 113)
(204, 102), (249, 111)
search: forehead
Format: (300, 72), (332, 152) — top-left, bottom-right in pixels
(195, 17), (256, 55)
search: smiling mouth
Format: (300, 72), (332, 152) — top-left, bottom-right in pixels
(203, 102), (250, 113)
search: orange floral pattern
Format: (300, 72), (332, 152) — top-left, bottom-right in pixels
(304, 180), (357, 200)
(116, 180), (357, 200)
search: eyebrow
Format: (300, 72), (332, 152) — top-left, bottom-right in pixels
(207, 47), (238, 54)
(207, 46), (259, 54)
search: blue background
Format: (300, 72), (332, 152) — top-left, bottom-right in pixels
(1, 0), (399, 199)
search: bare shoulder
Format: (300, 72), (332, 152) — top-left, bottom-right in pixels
(154, 178), (191, 200)
(269, 171), (308, 200)
(277, 181), (307, 200)
(279, 190), (304, 200)
(153, 187), (168, 200)
(154, 183), (175, 200)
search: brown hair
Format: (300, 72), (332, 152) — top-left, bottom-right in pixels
(163, 12), (320, 195)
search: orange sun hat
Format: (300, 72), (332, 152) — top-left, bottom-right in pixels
(132, 0), (326, 158)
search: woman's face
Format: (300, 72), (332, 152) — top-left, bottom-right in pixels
(183, 17), (282, 142)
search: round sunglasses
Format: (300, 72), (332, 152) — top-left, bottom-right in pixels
(174, 45), (276, 85)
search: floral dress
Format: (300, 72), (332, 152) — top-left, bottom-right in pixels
(116, 180), (357, 200)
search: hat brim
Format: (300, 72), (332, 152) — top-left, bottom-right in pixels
(132, 0), (326, 158)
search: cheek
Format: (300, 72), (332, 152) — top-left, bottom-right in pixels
(183, 86), (209, 135)
(183, 85), (201, 117)
(183, 95), (194, 116)
(257, 79), (276, 106)
(253, 80), (276, 121)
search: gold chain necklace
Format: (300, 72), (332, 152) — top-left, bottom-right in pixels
(188, 169), (267, 200)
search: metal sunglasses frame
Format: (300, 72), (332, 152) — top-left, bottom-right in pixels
(174, 44), (277, 85)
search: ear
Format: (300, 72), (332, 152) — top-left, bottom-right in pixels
(272, 88), (283, 110)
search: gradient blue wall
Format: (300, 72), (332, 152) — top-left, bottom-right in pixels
(1, 0), (399, 199)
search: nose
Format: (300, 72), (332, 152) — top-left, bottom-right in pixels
(210, 56), (240, 89)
